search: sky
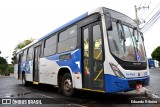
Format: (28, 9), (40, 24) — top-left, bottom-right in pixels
(0, 0), (159, 63)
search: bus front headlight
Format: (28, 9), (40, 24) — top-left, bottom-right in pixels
(109, 63), (125, 78)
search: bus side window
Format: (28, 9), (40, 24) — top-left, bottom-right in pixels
(27, 47), (33, 61)
(58, 25), (77, 53)
(44, 35), (57, 57)
(22, 49), (28, 62)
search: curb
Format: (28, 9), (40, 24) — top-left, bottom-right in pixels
(143, 88), (160, 103)
(143, 88), (159, 98)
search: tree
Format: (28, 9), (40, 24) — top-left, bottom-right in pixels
(11, 38), (35, 64)
(0, 51), (14, 76)
(151, 46), (160, 62)
(0, 52), (8, 75)
(6, 64), (14, 76)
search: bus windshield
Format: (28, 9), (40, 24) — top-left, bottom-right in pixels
(107, 21), (146, 62)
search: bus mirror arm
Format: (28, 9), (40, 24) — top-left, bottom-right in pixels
(104, 12), (112, 31)
(141, 35), (144, 41)
(140, 32), (144, 41)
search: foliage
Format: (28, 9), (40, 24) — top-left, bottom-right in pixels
(0, 52), (14, 76)
(16, 39), (35, 49)
(11, 38), (35, 64)
(5, 64), (14, 76)
(7, 64), (14, 73)
(0, 56), (8, 75)
(151, 46), (160, 62)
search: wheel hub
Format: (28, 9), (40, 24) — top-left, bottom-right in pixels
(64, 79), (72, 92)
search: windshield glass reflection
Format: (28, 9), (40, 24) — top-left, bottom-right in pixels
(107, 21), (146, 62)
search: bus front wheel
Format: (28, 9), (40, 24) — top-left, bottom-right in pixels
(61, 73), (74, 97)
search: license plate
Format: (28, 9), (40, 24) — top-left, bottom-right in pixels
(136, 84), (142, 91)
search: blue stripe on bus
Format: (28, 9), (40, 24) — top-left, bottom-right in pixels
(105, 74), (150, 93)
(38, 12), (88, 41)
(46, 49), (82, 73)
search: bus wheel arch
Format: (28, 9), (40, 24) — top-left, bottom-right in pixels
(57, 68), (74, 97)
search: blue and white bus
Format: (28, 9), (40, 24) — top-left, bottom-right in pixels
(14, 7), (149, 96)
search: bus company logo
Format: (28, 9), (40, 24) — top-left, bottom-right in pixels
(2, 99), (11, 104)
(126, 73), (135, 77)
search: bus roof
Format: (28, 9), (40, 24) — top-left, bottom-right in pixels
(16, 7), (137, 54)
(16, 12), (89, 54)
(38, 12), (88, 41)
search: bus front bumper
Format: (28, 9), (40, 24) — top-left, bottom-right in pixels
(105, 74), (150, 93)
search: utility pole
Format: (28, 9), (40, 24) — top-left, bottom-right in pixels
(135, 5), (139, 26)
(134, 5), (149, 27)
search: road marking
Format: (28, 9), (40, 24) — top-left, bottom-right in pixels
(35, 93), (53, 98)
(151, 94), (159, 98)
(143, 88), (159, 98)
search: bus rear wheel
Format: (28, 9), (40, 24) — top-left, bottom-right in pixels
(61, 73), (74, 97)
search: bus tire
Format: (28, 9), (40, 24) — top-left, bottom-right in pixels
(61, 73), (74, 97)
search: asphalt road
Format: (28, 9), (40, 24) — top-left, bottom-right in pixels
(0, 71), (159, 107)
(146, 68), (160, 97)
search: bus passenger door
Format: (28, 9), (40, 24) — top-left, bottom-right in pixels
(18, 54), (22, 79)
(82, 21), (104, 91)
(33, 45), (41, 82)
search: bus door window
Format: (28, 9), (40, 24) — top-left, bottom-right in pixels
(83, 28), (91, 88)
(83, 28), (90, 75)
(84, 28), (89, 58)
(93, 24), (104, 88)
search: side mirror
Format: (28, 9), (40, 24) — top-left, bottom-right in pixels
(104, 12), (112, 31)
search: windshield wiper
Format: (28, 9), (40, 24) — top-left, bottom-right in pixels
(134, 27), (140, 42)
(116, 21), (126, 52)
(119, 30), (126, 42)
(132, 29), (139, 47)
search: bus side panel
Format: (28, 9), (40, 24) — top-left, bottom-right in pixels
(72, 49), (82, 89)
(39, 56), (60, 85)
(39, 49), (82, 88)
(14, 64), (18, 79)
(55, 49), (82, 89)
(21, 61), (33, 82)
(25, 60), (33, 82)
